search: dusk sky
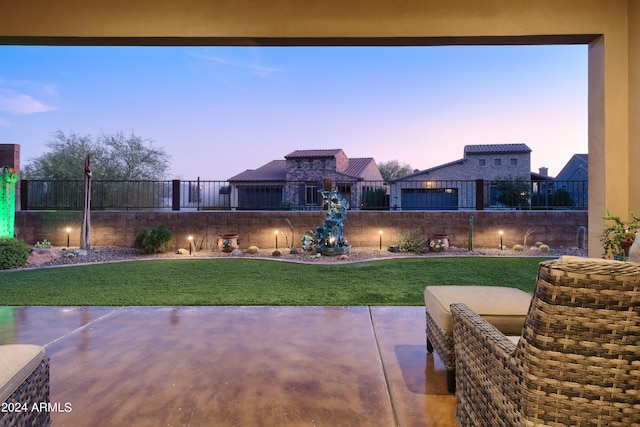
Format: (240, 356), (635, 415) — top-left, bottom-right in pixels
(0, 44), (587, 180)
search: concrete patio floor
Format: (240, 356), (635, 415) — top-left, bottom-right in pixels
(1, 306), (457, 427)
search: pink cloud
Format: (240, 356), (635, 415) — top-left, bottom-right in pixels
(0, 89), (56, 114)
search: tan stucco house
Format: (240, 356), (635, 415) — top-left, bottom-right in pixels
(390, 144), (535, 209)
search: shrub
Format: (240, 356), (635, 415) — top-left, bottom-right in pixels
(512, 244), (524, 251)
(539, 244), (550, 253)
(134, 225), (174, 254)
(0, 238), (31, 270)
(534, 241), (543, 248)
(34, 239), (52, 249)
(247, 246), (259, 254)
(397, 230), (425, 253)
(278, 201), (293, 211)
(272, 249), (282, 257)
(363, 188), (387, 209)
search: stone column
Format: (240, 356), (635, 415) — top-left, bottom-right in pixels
(0, 145), (20, 172)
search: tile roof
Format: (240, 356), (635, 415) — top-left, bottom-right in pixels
(285, 149), (344, 158)
(228, 160), (286, 181)
(464, 144), (531, 155)
(391, 159), (466, 181)
(229, 156), (378, 181)
(342, 158), (375, 178)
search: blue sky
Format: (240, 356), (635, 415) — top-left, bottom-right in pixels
(0, 45), (587, 179)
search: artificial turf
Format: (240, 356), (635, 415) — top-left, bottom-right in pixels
(0, 257), (549, 306)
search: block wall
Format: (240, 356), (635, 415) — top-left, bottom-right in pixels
(15, 210), (588, 251)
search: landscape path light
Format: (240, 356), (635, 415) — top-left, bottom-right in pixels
(275, 230), (279, 249)
(188, 235), (193, 255)
(379, 230), (383, 250)
(499, 230), (504, 250)
(65, 227), (71, 248)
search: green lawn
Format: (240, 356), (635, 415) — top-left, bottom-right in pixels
(0, 257), (549, 306)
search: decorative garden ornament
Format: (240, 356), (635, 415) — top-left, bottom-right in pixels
(313, 189), (350, 256)
(80, 154), (92, 249)
(0, 167), (18, 238)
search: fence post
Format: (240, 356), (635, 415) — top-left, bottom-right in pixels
(475, 179), (484, 210)
(172, 180), (181, 211)
(20, 179), (28, 210)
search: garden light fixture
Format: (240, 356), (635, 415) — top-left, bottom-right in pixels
(65, 227), (71, 248)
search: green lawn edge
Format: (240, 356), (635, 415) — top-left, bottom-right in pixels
(0, 257), (552, 306)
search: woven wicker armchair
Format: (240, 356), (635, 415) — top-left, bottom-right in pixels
(451, 258), (640, 427)
(0, 345), (50, 427)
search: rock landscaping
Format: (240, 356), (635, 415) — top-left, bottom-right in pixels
(21, 245), (588, 269)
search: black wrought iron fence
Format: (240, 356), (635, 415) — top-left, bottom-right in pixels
(485, 179), (588, 210)
(19, 179), (588, 211)
(179, 180), (231, 210)
(93, 181), (173, 209)
(23, 180), (84, 210)
(22, 180), (175, 210)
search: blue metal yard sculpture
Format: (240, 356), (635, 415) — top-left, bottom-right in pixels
(314, 190), (351, 256)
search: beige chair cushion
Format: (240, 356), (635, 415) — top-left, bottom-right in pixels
(560, 255), (623, 263)
(0, 344), (45, 403)
(424, 286), (531, 335)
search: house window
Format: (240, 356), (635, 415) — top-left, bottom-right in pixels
(494, 158), (502, 166)
(479, 159), (486, 166)
(305, 185), (318, 205)
(510, 158), (517, 166)
(321, 160), (326, 169)
(297, 160), (302, 168)
(308, 161), (314, 170)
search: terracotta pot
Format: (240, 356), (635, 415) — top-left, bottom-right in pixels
(621, 237), (635, 256)
(217, 234), (240, 252)
(428, 234), (450, 251)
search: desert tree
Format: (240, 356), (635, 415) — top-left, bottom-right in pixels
(378, 160), (413, 181)
(23, 130), (171, 180)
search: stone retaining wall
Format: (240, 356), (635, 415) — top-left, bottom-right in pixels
(15, 210), (588, 252)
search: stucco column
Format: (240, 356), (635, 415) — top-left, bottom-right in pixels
(629, 0), (640, 213)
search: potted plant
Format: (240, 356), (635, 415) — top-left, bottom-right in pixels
(600, 211), (640, 260)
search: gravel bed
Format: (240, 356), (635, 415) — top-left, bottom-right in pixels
(19, 245), (588, 269)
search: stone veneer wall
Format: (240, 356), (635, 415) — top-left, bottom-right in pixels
(15, 210), (588, 251)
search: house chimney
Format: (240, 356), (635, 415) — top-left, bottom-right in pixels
(539, 167), (548, 176)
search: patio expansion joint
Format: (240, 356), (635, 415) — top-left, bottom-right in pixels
(42, 306), (124, 349)
(368, 306), (402, 427)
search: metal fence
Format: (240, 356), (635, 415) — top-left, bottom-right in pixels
(20, 179), (588, 211)
(23, 180), (175, 210)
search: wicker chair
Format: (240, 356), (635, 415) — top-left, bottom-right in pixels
(0, 345), (51, 427)
(451, 258), (640, 427)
